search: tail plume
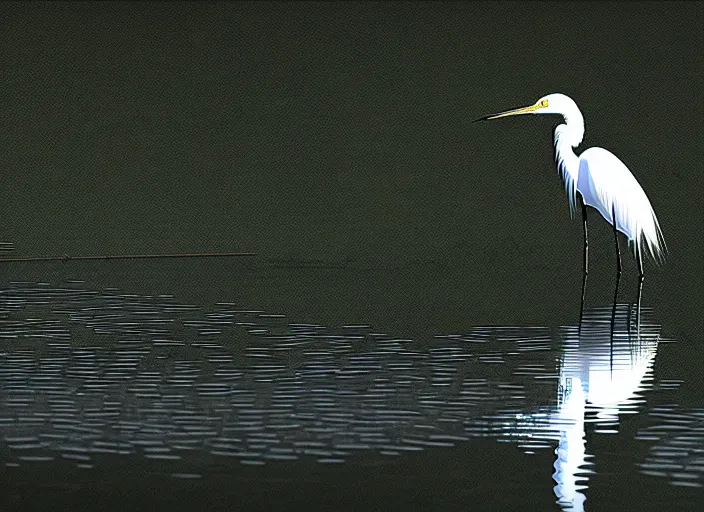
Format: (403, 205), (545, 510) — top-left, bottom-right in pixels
(638, 207), (667, 264)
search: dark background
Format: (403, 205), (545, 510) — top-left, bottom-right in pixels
(0, 2), (702, 509)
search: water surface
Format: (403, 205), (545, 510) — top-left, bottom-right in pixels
(1, 279), (701, 510)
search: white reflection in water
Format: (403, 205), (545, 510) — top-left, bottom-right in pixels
(552, 305), (658, 510)
(491, 303), (660, 510)
(0, 282), (685, 510)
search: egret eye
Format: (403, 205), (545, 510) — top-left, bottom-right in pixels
(540, 99), (549, 108)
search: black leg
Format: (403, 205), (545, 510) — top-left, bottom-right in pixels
(636, 266), (643, 335)
(579, 270), (588, 331)
(609, 205), (621, 366)
(635, 245), (644, 334)
(581, 196), (589, 276)
(579, 196), (589, 329)
(610, 264), (620, 328)
(610, 269), (620, 375)
(612, 204), (622, 276)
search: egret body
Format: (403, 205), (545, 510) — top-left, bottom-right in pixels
(474, 93), (666, 284)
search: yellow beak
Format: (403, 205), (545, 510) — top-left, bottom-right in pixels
(472, 102), (542, 123)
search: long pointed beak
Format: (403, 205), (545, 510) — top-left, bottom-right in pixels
(471, 103), (541, 123)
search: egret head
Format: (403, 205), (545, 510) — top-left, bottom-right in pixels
(473, 93), (580, 122)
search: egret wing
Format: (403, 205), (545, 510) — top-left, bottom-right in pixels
(577, 148), (665, 262)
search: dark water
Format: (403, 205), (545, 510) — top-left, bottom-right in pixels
(1, 3), (703, 511)
(0, 277), (701, 511)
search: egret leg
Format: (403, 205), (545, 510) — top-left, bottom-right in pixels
(581, 196), (589, 276)
(610, 203), (621, 361)
(610, 269), (620, 375)
(636, 281), (643, 336)
(579, 196), (589, 328)
(610, 265), (620, 326)
(612, 204), (622, 276)
(579, 270), (588, 331)
(636, 255), (644, 334)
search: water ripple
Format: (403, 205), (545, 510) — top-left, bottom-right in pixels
(0, 281), (682, 509)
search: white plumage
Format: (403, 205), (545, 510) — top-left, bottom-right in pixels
(577, 147), (665, 263)
(475, 93), (666, 273)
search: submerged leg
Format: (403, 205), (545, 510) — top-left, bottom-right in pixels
(579, 270), (588, 331)
(636, 278), (643, 335)
(612, 204), (622, 276)
(610, 274), (619, 375)
(636, 249), (644, 334)
(610, 204), (622, 348)
(579, 196), (589, 328)
(581, 196), (589, 275)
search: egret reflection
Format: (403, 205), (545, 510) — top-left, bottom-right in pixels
(552, 303), (659, 510)
(0, 282), (666, 509)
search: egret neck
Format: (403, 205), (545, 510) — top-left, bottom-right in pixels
(553, 103), (585, 218)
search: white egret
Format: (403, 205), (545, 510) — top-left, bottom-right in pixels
(473, 93), (666, 286)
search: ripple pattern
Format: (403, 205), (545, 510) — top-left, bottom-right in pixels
(0, 281), (667, 493)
